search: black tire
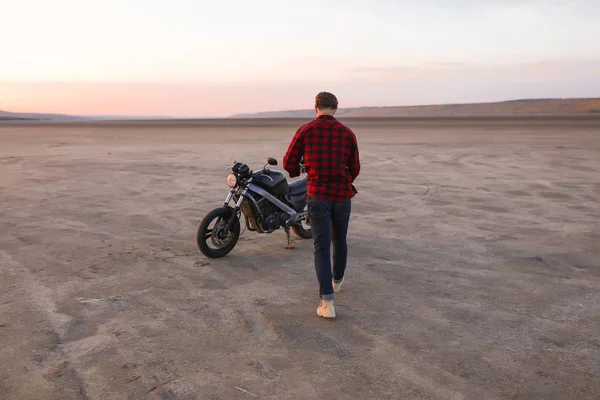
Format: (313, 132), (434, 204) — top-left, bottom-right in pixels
(196, 207), (240, 258)
(292, 221), (312, 239)
(291, 200), (312, 239)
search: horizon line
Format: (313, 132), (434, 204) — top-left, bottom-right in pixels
(3, 95), (600, 119)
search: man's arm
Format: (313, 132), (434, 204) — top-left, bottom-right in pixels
(347, 134), (360, 182)
(283, 128), (304, 178)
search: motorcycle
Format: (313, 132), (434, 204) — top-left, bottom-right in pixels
(195, 157), (312, 258)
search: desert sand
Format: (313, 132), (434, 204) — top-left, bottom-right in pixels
(1, 116), (599, 399)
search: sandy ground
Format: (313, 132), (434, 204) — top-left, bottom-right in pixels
(1, 117), (599, 400)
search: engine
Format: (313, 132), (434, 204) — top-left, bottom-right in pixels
(256, 197), (288, 232)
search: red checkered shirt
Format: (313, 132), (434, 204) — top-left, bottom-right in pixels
(283, 115), (360, 202)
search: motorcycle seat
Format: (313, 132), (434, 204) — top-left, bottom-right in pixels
(289, 178), (307, 196)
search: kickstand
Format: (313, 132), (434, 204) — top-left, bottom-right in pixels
(285, 227), (295, 249)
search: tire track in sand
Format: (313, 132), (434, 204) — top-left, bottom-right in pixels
(0, 250), (90, 399)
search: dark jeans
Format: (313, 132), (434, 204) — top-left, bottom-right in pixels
(307, 196), (352, 300)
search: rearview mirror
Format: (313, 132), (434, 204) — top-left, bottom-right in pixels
(267, 157), (278, 165)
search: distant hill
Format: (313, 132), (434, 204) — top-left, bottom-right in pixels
(231, 98), (600, 118)
(0, 110), (183, 121)
(4, 97), (600, 121)
(0, 110), (81, 121)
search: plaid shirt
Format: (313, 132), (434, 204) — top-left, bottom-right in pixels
(283, 115), (360, 202)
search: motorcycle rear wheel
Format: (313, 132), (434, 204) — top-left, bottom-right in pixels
(196, 207), (240, 258)
(292, 221), (312, 239)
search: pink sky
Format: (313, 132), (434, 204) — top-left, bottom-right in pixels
(1, 1), (599, 117)
(2, 59), (599, 117)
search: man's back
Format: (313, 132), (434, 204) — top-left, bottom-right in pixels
(283, 114), (360, 202)
(283, 91), (359, 319)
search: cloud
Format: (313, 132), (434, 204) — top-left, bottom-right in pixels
(343, 59), (600, 83)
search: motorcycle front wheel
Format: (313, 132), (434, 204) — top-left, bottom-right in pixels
(196, 207), (241, 258)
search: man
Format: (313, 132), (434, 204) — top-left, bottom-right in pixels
(283, 91), (361, 319)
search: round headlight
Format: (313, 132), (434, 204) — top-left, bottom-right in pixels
(226, 173), (238, 188)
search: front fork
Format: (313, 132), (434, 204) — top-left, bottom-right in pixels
(223, 187), (246, 233)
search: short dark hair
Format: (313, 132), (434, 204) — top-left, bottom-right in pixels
(315, 91), (338, 110)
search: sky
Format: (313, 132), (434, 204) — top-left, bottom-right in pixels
(1, 0), (599, 116)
